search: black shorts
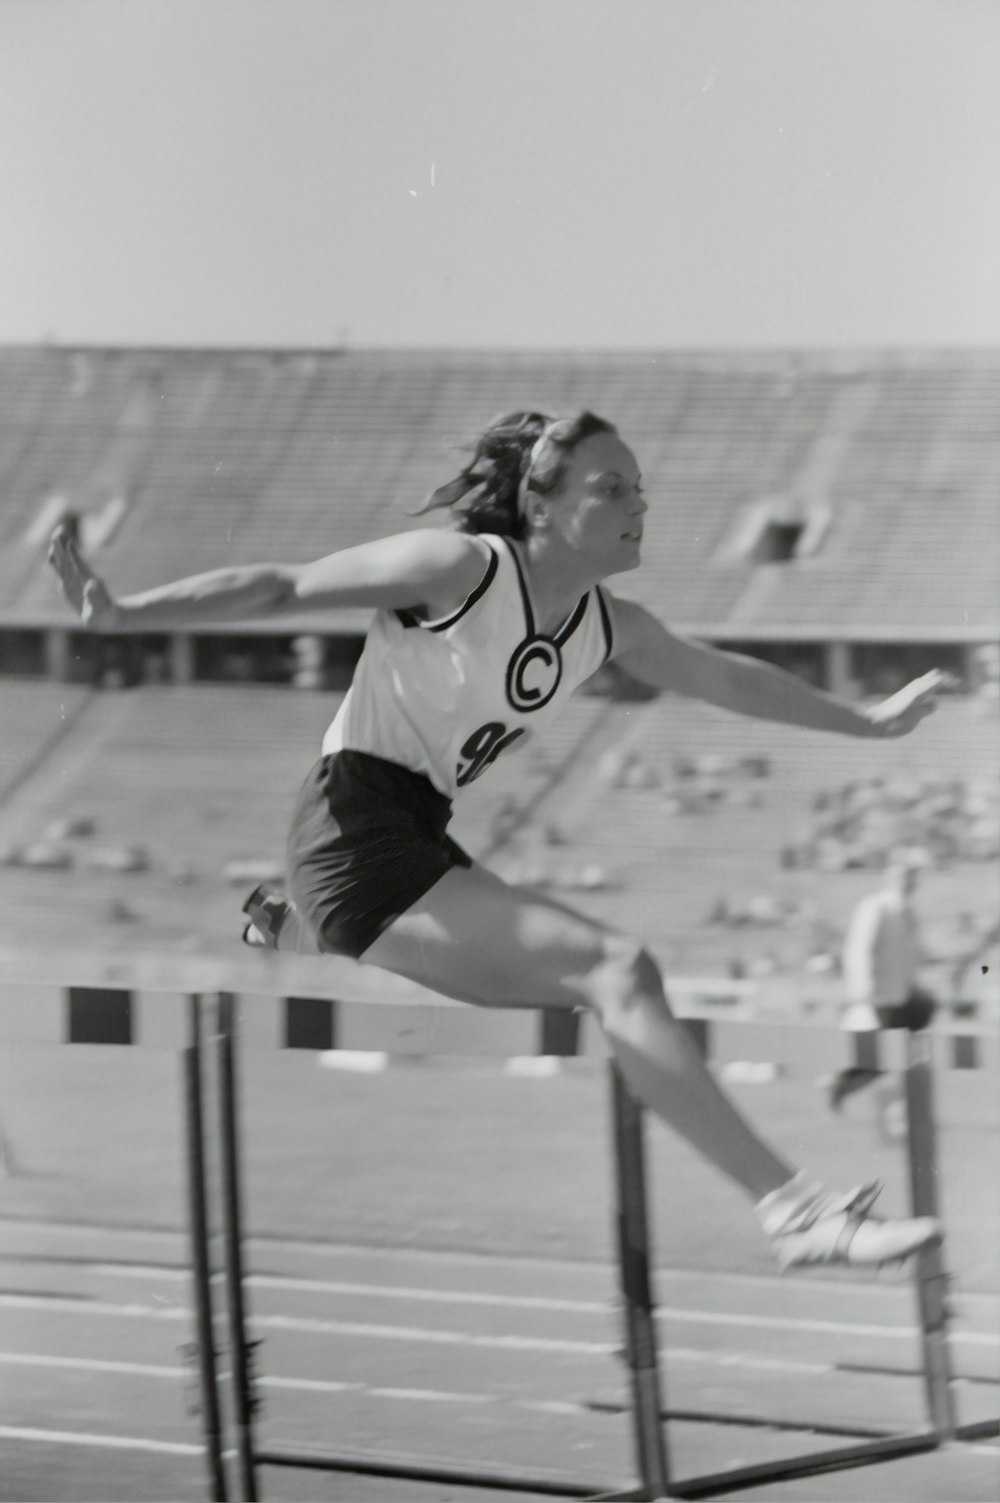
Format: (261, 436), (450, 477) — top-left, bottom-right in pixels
(286, 750), (472, 959)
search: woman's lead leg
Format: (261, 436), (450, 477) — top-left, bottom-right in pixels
(363, 860), (941, 1268)
(365, 862), (793, 1199)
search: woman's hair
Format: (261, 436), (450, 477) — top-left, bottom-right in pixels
(415, 409), (617, 539)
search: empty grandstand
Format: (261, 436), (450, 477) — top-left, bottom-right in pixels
(1, 347), (997, 687)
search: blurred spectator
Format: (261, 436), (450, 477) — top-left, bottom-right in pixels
(828, 853), (936, 1111)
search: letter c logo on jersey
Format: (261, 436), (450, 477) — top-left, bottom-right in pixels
(506, 636), (563, 713)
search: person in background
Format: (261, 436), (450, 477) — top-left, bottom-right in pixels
(829, 854), (936, 1111)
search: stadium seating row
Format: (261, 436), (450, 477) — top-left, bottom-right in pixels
(2, 347), (997, 639)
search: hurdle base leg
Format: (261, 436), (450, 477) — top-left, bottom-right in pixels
(257, 1446), (620, 1499)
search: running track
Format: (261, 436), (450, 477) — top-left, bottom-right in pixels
(1, 1044), (997, 1500)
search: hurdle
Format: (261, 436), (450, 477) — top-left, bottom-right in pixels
(2, 953), (997, 1501)
(178, 980), (996, 1502)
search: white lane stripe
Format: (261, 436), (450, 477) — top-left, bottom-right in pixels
(97, 1263), (607, 1313)
(0, 1295), (188, 1321)
(0, 1353), (590, 1418)
(0, 1425), (201, 1457)
(0, 1352), (180, 1379)
(365, 1385), (495, 1406)
(8, 1215), (978, 1300)
(258, 1313), (613, 1354)
(0, 1294), (610, 1352)
(0, 1346), (831, 1386)
(260, 1374), (364, 1395)
(2, 1291), (997, 1350)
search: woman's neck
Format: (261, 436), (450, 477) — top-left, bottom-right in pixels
(519, 532), (603, 637)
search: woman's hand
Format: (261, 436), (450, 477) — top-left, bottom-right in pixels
(865, 669), (955, 737)
(47, 523), (120, 629)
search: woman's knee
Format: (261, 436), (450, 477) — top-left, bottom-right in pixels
(585, 934), (668, 1012)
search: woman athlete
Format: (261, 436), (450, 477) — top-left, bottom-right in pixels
(49, 409), (948, 1272)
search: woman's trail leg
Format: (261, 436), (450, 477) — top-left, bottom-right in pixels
(364, 861), (793, 1199)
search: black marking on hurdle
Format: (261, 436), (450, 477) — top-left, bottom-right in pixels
(67, 985), (132, 1045)
(283, 995), (336, 1051)
(951, 1033), (978, 1069)
(182, 996), (228, 1502)
(539, 1006), (582, 1056)
(850, 1028), (881, 1072)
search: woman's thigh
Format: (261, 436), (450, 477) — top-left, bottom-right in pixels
(362, 860), (617, 1011)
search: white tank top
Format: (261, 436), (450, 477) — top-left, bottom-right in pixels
(322, 534), (615, 799)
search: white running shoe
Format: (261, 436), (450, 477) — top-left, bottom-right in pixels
(757, 1171), (942, 1271)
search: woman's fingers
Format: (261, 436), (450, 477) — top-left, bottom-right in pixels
(47, 524), (113, 624)
(866, 667), (959, 736)
(48, 526), (87, 611)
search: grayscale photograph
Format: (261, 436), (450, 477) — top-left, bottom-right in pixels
(0, 2), (997, 1500)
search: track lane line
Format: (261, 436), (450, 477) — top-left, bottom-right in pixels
(3, 1290), (997, 1349)
(7, 1215), (998, 1304)
(0, 1425), (201, 1457)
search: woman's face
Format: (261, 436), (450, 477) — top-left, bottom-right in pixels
(539, 431), (647, 573)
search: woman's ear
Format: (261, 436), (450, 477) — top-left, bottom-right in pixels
(522, 491), (550, 531)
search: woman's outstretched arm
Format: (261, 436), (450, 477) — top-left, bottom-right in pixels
(47, 525), (487, 630)
(609, 597), (949, 739)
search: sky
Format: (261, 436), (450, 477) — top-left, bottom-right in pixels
(1, 0), (998, 349)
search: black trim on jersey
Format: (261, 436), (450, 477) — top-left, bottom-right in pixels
(552, 594), (588, 647)
(594, 586), (615, 663)
(393, 544), (499, 633)
(427, 545), (499, 633)
(503, 537), (588, 646)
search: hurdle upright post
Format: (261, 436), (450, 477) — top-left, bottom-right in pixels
(903, 1029), (958, 1441)
(609, 1062), (671, 1501)
(182, 995), (228, 1502)
(213, 993), (260, 1502)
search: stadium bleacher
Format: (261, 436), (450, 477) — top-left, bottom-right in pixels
(1, 347), (997, 638)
